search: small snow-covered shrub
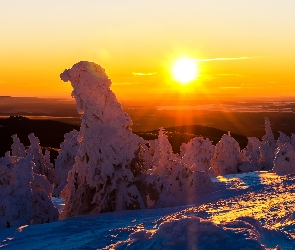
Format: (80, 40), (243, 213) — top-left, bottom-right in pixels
(0, 155), (58, 229)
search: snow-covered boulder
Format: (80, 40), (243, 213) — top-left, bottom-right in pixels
(273, 142), (295, 175)
(53, 129), (79, 197)
(211, 133), (242, 176)
(60, 61), (145, 217)
(0, 155), (58, 229)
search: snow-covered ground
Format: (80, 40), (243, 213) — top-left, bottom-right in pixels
(1, 171), (295, 249)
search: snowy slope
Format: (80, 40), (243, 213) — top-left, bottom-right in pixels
(1, 171), (295, 249)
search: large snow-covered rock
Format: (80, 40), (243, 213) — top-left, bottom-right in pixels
(211, 133), (242, 176)
(60, 61), (145, 217)
(0, 156), (58, 229)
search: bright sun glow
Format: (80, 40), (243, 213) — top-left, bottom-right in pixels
(172, 58), (198, 85)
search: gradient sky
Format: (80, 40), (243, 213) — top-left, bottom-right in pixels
(1, 0), (295, 103)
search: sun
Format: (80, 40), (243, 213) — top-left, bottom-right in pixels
(172, 58), (198, 85)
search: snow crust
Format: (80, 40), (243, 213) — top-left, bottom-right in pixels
(109, 216), (268, 249)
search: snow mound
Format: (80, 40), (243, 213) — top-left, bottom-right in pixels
(107, 216), (273, 250)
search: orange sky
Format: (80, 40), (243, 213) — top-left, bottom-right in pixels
(1, 1), (295, 103)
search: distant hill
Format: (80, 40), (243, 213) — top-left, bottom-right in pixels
(0, 116), (248, 160)
(0, 116), (79, 161)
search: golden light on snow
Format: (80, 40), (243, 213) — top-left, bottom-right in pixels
(172, 58), (199, 85)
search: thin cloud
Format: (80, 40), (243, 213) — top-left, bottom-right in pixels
(112, 82), (140, 86)
(132, 72), (157, 76)
(217, 74), (246, 77)
(219, 86), (241, 89)
(196, 56), (257, 62)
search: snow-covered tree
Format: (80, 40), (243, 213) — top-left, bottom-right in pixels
(276, 131), (290, 148)
(11, 134), (26, 157)
(60, 61), (146, 217)
(53, 129), (79, 197)
(26, 133), (56, 184)
(147, 127), (178, 178)
(240, 137), (262, 172)
(211, 133), (242, 176)
(273, 142), (295, 175)
(142, 128), (213, 208)
(180, 137), (215, 174)
(259, 117), (277, 170)
(0, 155), (58, 229)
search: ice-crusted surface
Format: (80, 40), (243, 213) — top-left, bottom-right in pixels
(53, 129), (79, 197)
(0, 156), (58, 229)
(108, 216), (268, 250)
(60, 61), (145, 217)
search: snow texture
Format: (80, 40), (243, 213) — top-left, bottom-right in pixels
(109, 216), (268, 250)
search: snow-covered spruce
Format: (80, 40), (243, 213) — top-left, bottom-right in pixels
(11, 134), (26, 157)
(60, 61), (146, 217)
(23, 133), (56, 184)
(180, 136), (215, 174)
(259, 117), (276, 170)
(0, 155), (58, 229)
(53, 129), (79, 197)
(273, 142), (295, 175)
(240, 137), (262, 172)
(141, 128), (213, 208)
(210, 133), (242, 176)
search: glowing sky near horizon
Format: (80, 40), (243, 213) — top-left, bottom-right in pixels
(1, 0), (295, 102)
